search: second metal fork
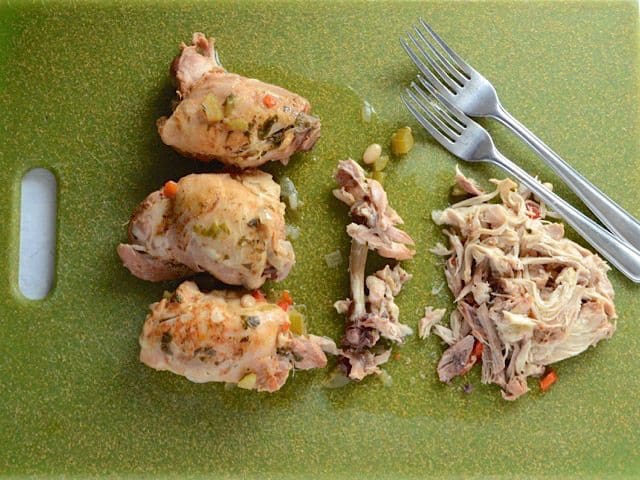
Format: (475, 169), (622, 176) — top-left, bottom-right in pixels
(402, 79), (640, 283)
(401, 19), (640, 253)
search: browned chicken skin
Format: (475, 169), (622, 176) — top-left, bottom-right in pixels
(140, 281), (334, 392)
(157, 33), (321, 168)
(117, 171), (294, 290)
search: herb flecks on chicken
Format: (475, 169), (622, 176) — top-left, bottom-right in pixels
(117, 171), (294, 290)
(157, 33), (321, 168)
(139, 281), (336, 392)
(333, 159), (415, 381)
(430, 168), (616, 400)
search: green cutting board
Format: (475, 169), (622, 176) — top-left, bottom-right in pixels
(1, 1), (639, 477)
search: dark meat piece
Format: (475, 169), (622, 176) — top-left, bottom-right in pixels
(437, 335), (475, 382)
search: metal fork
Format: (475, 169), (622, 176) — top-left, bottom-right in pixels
(401, 19), (640, 253)
(402, 79), (640, 283)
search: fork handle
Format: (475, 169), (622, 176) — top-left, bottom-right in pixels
(491, 151), (640, 283)
(492, 105), (640, 252)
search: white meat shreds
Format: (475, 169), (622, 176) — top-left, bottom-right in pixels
(432, 169), (617, 400)
(454, 164), (484, 197)
(418, 307), (446, 339)
(429, 242), (451, 256)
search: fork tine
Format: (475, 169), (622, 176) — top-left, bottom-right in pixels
(406, 84), (461, 138)
(400, 38), (452, 97)
(409, 82), (463, 135)
(406, 31), (459, 92)
(416, 75), (470, 126)
(401, 92), (454, 147)
(419, 18), (472, 76)
(412, 25), (466, 85)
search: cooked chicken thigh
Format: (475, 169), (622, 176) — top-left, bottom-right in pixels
(140, 281), (334, 392)
(117, 171), (294, 290)
(157, 33), (321, 168)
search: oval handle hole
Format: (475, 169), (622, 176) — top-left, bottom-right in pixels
(18, 168), (57, 300)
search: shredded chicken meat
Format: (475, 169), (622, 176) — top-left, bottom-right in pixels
(430, 168), (616, 400)
(157, 33), (321, 168)
(333, 159), (415, 381)
(117, 171), (294, 290)
(418, 307), (446, 339)
(139, 281), (336, 392)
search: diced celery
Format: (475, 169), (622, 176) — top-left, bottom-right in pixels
(223, 93), (236, 117)
(371, 170), (386, 184)
(237, 373), (257, 390)
(225, 117), (249, 131)
(390, 126), (414, 156)
(288, 308), (307, 335)
(201, 94), (224, 124)
(194, 222), (230, 238)
(373, 154), (389, 172)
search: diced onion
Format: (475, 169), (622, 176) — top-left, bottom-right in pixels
(324, 370), (351, 389)
(379, 370), (393, 387)
(324, 250), (342, 268)
(280, 176), (300, 211)
(285, 224), (300, 240)
(361, 100), (376, 123)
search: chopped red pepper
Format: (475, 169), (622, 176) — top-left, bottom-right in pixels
(471, 340), (484, 362)
(162, 180), (178, 199)
(525, 201), (541, 219)
(262, 94), (277, 109)
(277, 290), (293, 311)
(251, 290), (266, 302)
(540, 369), (558, 392)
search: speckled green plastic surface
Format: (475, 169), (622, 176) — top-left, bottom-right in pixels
(1, 0), (639, 478)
